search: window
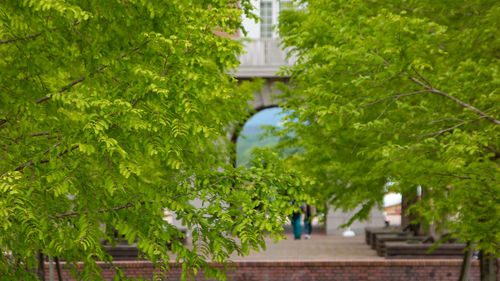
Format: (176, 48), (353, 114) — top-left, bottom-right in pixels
(260, 1), (273, 38)
(243, 0), (300, 38)
(279, 0), (293, 12)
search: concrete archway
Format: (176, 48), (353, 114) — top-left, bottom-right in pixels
(230, 76), (288, 167)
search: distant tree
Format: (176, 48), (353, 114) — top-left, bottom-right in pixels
(0, 1), (306, 280)
(277, 0), (499, 279)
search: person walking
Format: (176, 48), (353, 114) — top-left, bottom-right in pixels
(291, 201), (302, 240)
(304, 204), (315, 239)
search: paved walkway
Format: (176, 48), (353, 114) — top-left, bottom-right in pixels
(228, 234), (383, 261)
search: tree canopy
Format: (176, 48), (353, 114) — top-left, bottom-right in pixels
(0, 1), (306, 280)
(277, 0), (499, 254)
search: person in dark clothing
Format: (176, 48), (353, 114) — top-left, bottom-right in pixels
(290, 201), (302, 240)
(304, 204), (313, 239)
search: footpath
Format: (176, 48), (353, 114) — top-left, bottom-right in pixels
(229, 234), (383, 261)
(47, 232), (485, 281)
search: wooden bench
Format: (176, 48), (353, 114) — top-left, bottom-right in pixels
(102, 230), (187, 261)
(370, 231), (413, 250)
(385, 242), (466, 259)
(364, 227), (400, 245)
(104, 245), (142, 260)
(374, 234), (427, 256)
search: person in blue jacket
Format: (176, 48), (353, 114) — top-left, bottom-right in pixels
(290, 200), (302, 240)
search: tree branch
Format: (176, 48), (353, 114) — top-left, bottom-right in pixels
(35, 40), (151, 104)
(55, 145), (79, 158)
(431, 173), (472, 180)
(0, 22), (79, 45)
(44, 142), (61, 154)
(13, 144), (79, 172)
(14, 161), (34, 172)
(426, 118), (465, 124)
(53, 176), (229, 219)
(13, 131), (50, 143)
(55, 202), (135, 218)
(411, 117), (486, 138)
(407, 76), (500, 125)
(371, 53), (499, 125)
(411, 66), (433, 88)
(360, 90), (431, 108)
(54, 193), (189, 219)
(0, 32), (43, 45)
(429, 88), (500, 125)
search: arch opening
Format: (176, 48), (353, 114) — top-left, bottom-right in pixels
(234, 106), (286, 167)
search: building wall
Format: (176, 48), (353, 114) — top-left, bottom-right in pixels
(326, 207), (386, 236)
(45, 260), (500, 281)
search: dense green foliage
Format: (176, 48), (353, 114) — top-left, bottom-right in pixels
(0, 1), (306, 280)
(277, 0), (499, 253)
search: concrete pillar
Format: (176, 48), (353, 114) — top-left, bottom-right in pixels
(326, 206), (386, 236)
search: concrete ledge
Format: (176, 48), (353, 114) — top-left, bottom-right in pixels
(46, 259), (500, 281)
(51, 259), (472, 267)
(232, 66), (289, 78)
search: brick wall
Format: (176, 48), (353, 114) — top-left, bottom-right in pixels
(45, 259), (500, 281)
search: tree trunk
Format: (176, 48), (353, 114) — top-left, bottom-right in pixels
(37, 251), (46, 281)
(55, 257), (63, 281)
(458, 242), (473, 281)
(48, 256), (54, 281)
(401, 185), (420, 235)
(480, 250), (498, 281)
